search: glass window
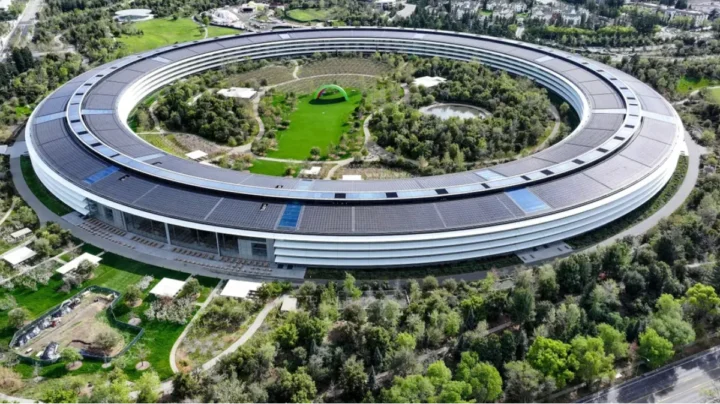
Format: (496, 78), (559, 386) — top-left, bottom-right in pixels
(168, 224), (217, 254)
(251, 242), (268, 259)
(123, 213), (167, 243)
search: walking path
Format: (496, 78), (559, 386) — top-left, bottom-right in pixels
(169, 282), (222, 374)
(0, 197), (17, 226)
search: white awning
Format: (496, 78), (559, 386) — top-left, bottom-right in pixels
(280, 296), (298, 312)
(220, 279), (262, 299)
(149, 278), (186, 297)
(56, 253), (102, 275)
(185, 150), (208, 160)
(3, 247), (36, 266)
(9, 228), (32, 240)
(342, 175), (363, 181)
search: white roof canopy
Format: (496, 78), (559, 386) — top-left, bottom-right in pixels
(3, 247), (36, 266)
(9, 228), (32, 240)
(280, 296), (298, 312)
(412, 76), (447, 88)
(185, 150), (208, 160)
(217, 87), (258, 99)
(149, 278), (186, 297)
(56, 253), (102, 275)
(220, 279), (262, 299)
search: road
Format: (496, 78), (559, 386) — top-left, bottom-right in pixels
(1, 0), (43, 57)
(578, 345), (720, 403)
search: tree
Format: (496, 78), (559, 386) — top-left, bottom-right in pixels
(343, 272), (362, 300)
(136, 343), (151, 368)
(556, 254), (593, 294)
(61, 348), (83, 370)
(538, 265), (559, 301)
(124, 285), (142, 305)
(90, 375), (132, 403)
(426, 360), (452, 387)
(527, 336), (574, 389)
(570, 336), (615, 388)
(274, 321), (299, 349)
(340, 355), (368, 400)
(638, 328), (674, 369)
(367, 299), (401, 329)
(597, 323), (629, 359)
(94, 329), (123, 353)
(382, 375), (436, 403)
(42, 389), (77, 403)
(509, 287), (536, 325)
(504, 361), (551, 403)
(455, 352), (503, 402)
(7, 306), (29, 329)
(136, 371), (161, 403)
(396, 332), (416, 351)
(310, 146), (321, 158)
(684, 283), (720, 321)
(178, 277), (201, 299)
(270, 368), (317, 403)
(648, 294), (695, 347)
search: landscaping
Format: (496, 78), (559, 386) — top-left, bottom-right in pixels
(118, 18), (240, 54)
(248, 159), (301, 177)
(266, 88), (363, 160)
(706, 87), (720, 104)
(0, 245), (220, 384)
(284, 8), (334, 22)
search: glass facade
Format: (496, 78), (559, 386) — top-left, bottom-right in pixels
(123, 213), (167, 243)
(110, 212), (271, 261)
(168, 224), (218, 253)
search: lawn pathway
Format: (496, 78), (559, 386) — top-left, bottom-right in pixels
(169, 280), (222, 374)
(0, 197), (17, 226)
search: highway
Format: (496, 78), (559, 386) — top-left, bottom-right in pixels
(578, 345), (720, 403)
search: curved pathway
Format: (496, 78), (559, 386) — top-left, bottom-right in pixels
(169, 282), (222, 374)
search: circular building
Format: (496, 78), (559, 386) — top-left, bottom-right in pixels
(26, 28), (684, 269)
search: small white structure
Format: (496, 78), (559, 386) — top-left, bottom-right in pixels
(412, 76), (447, 88)
(114, 9), (154, 22)
(0, 0), (12, 11)
(3, 247), (36, 267)
(342, 175), (363, 181)
(149, 278), (186, 298)
(9, 228), (32, 241)
(300, 166), (322, 177)
(217, 87), (258, 100)
(185, 150), (208, 161)
(280, 296), (298, 312)
(56, 253), (102, 275)
(220, 279), (262, 299)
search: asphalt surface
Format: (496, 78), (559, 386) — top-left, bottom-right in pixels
(578, 345), (720, 403)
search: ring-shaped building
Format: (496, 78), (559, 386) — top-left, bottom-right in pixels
(26, 27), (685, 268)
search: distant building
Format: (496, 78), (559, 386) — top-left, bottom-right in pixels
(635, 2), (708, 27)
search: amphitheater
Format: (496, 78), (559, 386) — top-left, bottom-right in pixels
(26, 27), (685, 271)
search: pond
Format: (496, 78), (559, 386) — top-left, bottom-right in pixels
(420, 104), (489, 120)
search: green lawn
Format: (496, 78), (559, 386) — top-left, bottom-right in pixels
(248, 159), (300, 177)
(118, 18), (241, 54)
(706, 87), (720, 104)
(676, 76), (719, 95)
(285, 8), (333, 22)
(267, 89), (362, 160)
(20, 156), (73, 216)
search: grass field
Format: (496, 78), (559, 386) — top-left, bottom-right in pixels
(20, 156), (73, 216)
(676, 76), (719, 95)
(227, 65), (295, 87)
(118, 18), (240, 54)
(285, 8), (333, 22)
(267, 89), (362, 160)
(706, 87), (720, 104)
(248, 159), (300, 176)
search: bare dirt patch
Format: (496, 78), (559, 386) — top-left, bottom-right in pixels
(21, 292), (126, 358)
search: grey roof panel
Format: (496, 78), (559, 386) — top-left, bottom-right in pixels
(621, 136), (670, 167)
(639, 118), (676, 145)
(530, 173), (610, 209)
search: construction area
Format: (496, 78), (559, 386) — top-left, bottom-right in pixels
(15, 290), (125, 359)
